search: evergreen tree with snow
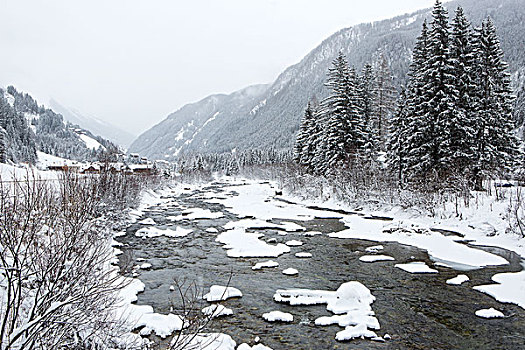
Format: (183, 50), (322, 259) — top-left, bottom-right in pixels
(471, 17), (520, 188)
(387, 88), (409, 183)
(359, 64), (379, 160)
(448, 6), (477, 175)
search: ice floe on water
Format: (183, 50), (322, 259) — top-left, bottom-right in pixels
(262, 311), (293, 322)
(216, 228), (290, 257)
(274, 281), (380, 341)
(473, 268), (525, 309)
(203, 285), (243, 302)
(295, 252), (312, 258)
(475, 308), (505, 318)
(446, 274), (470, 285)
(359, 255), (395, 263)
(282, 268), (299, 275)
(202, 304), (233, 318)
(135, 226), (192, 238)
(395, 262), (438, 273)
(252, 260), (279, 270)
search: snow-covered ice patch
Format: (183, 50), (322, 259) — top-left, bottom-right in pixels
(473, 269), (525, 309)
(216, 228), (290, 258)
(331, 216), (508, 269)
(137, 313), (183, 338)
(359, 255), (395, 263)
(252, 260), (279, 270)
(295, 252), (312, 258)
(285, 240), (303, 247)
(202, 304), (233, 318)
(475, 308), (505, 318)
(274, 282), (379, 341)
(262, 311), (293, 322)
(203, 285), (243, 302)
(135, 226), (192, 238)
(282, 268), (298, 275)
(446, 274), (470, 285)
(395, 262), (438, 274)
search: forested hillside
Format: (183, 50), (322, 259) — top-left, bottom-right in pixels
(0, 86), (118, 164)
(130, 0), (525, 160)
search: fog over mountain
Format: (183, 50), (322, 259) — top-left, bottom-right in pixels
(129, 0), (525, 160)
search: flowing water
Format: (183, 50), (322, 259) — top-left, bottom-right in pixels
(116, 181), (525, 350)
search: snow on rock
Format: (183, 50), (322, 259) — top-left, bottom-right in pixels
(216, 228), (290, 258)
(262, 311), (293, 322)
(295, 252), (312, 258)
(169, 208), (224, 221)
(446, 274), (470, 285)
(202, 304), (233, 318)
(135, 226), (192, 238)
(274, 281), (379, 342)
(139, 263), (152, 270)
(285, 240), (303, 247)
(171, 333), (236, 349)
(395, 262), (438, 274)
(304, 231), (322, 236)
(203, 285), (243, 302)
(137, 313), (183, 338)
(206, 227), (219, 233)
(473, 269), (525, 309)
(138, 218), (156, 225)
(475, 308), (505, 318)
(237, 344), (273, 350)
(224, 219), (305, 232)
(365, 245), (384, 253)
(282, 268), (298, 275)
(335, 323), (378, 341)
(252, 260), (279, 270)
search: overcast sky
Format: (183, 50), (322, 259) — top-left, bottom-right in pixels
(0, 0), (436, 136)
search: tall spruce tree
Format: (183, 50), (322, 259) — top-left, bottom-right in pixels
(321, 51), (353, 169)
(387, 88), (409, 183)
(359, 64), (379, 160)
(403, 20), (431, 180)
(471, 17), (519, 188)
(448, 6), (477, 174)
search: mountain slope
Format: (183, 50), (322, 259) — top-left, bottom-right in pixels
(49, 99), (136, 148)
(130, 0), (525, 159)
(1, 86), (118, 164)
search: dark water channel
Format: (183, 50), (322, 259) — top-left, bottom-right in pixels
(116, 181), (525, 350)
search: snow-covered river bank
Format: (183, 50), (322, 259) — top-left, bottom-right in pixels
(115, 178), (525, 349)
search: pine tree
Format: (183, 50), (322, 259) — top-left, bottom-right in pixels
(294, 102), (313, 164)
(471, 17), (519, 188)
(359, 64), (378, 160)
(321, 51), (353, 169)
(404, 20), (431, 180)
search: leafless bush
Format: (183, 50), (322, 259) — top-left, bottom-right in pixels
(0, 169), (158, 350)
